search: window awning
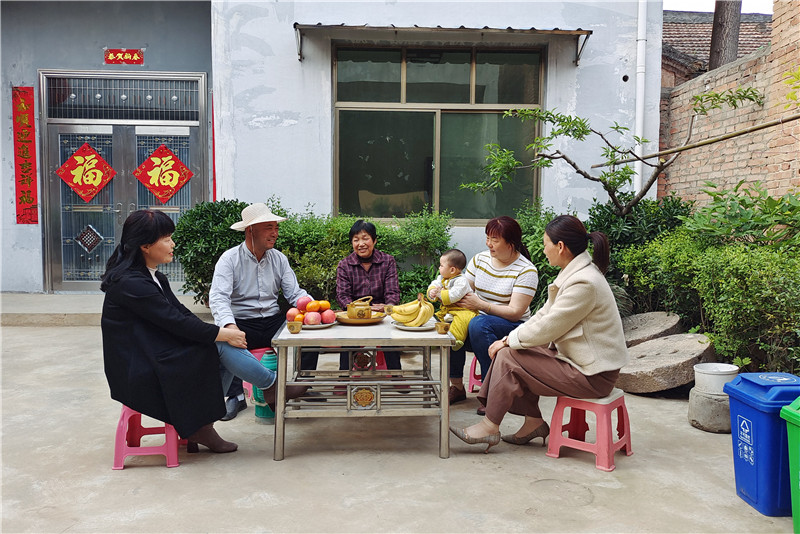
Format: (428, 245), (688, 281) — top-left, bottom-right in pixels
(293, 23), (592, 65)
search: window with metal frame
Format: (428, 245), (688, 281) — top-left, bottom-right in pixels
(335, 46), (542, 221)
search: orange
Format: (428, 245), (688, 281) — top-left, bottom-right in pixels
(294, 313), (305, 324)
(306, 300), (321, 312)
(318, 300), (331, 311)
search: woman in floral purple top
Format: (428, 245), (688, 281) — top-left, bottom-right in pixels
(336, 220), (401, 370)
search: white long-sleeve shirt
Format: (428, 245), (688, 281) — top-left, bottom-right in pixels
(209, 243), (310, 327)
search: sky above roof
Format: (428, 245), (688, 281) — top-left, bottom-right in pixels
(662, 0), (773, 14)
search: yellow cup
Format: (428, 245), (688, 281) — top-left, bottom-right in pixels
(287, 321), (302, 334)
(435, 322), (450, 335)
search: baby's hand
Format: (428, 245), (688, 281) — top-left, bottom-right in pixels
(428, 287), (441, 299)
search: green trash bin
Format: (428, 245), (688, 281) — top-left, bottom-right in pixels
(780, 396), (800, 533)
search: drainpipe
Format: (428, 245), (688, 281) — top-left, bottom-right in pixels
(634, 0), (648, 193)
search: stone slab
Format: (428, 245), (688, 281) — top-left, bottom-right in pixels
(617, 333), (715, 393)
(622, 311), (685, 348)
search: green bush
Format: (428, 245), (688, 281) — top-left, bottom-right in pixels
(620, 229), (800, 372)
(172, 199), (248, 304)
(176, 199), (454, 309)
(679, 181), (800, 249)
(588, 193), (693, 284)
(515, 199), (561, 312)
(618, 228), (705, 322)
(693, 245), (800, 371)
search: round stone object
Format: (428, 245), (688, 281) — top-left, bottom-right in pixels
(616, 333), (714, 393)
(622, 312), (685, 348)
(688, 387), (731, 433)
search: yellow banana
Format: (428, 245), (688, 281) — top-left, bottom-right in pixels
(391, 294), (423, 322)
(392, 298), (421, 315)
(391, 301), (419, 322)
(406, 299), (434, 327)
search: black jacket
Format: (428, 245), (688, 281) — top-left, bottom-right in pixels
(101, 267), (225, 437)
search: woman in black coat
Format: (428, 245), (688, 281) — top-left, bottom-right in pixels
(101, 209), (306, 453)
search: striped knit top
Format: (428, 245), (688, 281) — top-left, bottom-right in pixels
(464, 250), (539, 321)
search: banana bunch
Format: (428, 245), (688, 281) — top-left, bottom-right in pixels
(390, 293), (435, 327)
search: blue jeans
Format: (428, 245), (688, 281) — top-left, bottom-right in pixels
(216, 342), (276, 394)
(449, 314), (524, 380)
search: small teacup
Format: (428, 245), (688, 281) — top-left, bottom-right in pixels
(435, 322), (450, 335)
(287, 321), (302, 334)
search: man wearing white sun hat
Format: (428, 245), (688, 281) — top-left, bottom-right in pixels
(210, 203), (320, 420)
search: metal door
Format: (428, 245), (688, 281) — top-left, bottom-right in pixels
(40, 71), (207, 292)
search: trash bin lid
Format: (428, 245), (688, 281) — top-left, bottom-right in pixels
(723, 373), (800, 412)
(780, 395), (800, 424)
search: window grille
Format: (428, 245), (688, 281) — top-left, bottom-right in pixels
(46, 76), (199, 122)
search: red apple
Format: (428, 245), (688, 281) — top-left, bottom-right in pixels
(296, 296), (313, 312)
(321, 309), (336, 324)
(304, 311), (322, 325)
(286, 307), (301, 322)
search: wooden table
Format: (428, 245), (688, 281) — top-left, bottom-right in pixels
(270, 318), (454, 460)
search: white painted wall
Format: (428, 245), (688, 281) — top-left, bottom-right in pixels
(211, 0), (663, 263)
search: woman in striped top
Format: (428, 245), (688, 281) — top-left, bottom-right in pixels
(448, 216), (539, 414)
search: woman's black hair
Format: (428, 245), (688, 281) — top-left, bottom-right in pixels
(485, 215), (531, 261)
(349, 219), (377, 242)
(544, 214), (610, 274)
(100, 209), (175, 291)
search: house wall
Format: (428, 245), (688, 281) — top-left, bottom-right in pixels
(211, 0), (664, 260)
(0, 1), (212, 292)
(660, 0), (799, 203)
(0, 0), (664, 293)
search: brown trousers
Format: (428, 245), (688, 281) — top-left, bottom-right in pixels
(477, 345), (619, 425)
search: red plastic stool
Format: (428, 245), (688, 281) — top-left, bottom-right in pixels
(242, 347), (272, 401)
(546, 388), (633, 472)
(468, 355), (482, 392)
(113, 405), (184, 470)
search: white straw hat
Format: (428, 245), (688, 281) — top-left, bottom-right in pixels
(230, 203), (287, 231)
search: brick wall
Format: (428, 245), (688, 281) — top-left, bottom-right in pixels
(659, 1), (799, 203)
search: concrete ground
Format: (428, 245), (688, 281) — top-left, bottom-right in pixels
(1, 293), (793, 533)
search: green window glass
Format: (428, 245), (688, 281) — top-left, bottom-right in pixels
(406, 49), (471, 103)
(337, 49), (401, 102)
(338, 110), (434, 218)
(476, 51), (541, 104)
(335, 46), (542, 220)
(439, 113), (536, 219)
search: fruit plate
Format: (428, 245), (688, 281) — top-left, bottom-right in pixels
(335, 311), (386, 325)
(391, 320), (436, 331)
(301, 322), (336, 330)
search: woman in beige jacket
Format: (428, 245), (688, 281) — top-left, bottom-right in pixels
(450, 215), (629, 452)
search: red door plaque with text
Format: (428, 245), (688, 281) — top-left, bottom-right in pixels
(104, 48), (144, 65)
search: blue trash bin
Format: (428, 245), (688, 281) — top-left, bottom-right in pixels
(724, 372), (800, 516)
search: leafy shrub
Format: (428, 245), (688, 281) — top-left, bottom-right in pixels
(679, 181), (800, 249)
(618, 228), (705, 321)
(620, 228), (800, 372)
(238, 200), (452, 308)
(173, 199), (248, 304)
(588, 193), (693, 284)
(515, 199), (561, 312)
(693, 245), (800, 371)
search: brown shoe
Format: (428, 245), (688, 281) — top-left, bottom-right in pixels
(186, 423), (238, 453)
(262, 383), (310, 412)
(449, 385), (467, 405)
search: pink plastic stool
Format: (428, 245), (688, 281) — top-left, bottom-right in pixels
(242, 347), (272, 401)
(468, 355), (482, 392)
(113, 405), (183, 470)
(545, 387), (633, 472)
